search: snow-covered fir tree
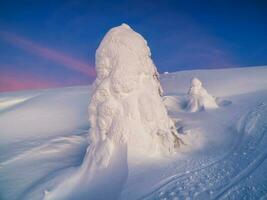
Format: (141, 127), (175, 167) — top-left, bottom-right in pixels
(186, 77), (218, 112)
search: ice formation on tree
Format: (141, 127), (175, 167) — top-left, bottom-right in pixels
(43, 24), (182, 200)
(88, 23), (181, 166)
(186, 77), (218, 112)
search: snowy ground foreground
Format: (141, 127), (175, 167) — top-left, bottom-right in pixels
(0, 66), (267, 200)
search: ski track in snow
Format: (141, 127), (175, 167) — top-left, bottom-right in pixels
(142, 102), (267, 200)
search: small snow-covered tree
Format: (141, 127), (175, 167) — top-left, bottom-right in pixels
(186, 77), (218, 112)
(88, 23), (181, 167)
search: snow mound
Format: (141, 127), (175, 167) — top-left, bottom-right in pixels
(186, 77), (218, 112)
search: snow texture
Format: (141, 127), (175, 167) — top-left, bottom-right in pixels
(186, 77), (218, 112)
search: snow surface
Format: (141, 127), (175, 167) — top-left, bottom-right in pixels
(1, 66), (267, 200)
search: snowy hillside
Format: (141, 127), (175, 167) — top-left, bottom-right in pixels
(1, 66), (267, 200)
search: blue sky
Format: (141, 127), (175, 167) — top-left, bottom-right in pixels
(0, 0), (266, 91)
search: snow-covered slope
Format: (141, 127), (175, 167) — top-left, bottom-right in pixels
(0, 66), (267, 200)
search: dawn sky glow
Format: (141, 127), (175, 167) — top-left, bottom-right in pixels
(0, 0), (267, 92)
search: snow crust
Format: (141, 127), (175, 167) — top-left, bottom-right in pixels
(186, 77), (218, 112)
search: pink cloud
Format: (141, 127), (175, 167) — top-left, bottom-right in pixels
(0, 71), (62, 92)
(0, 62), (93, 92)
(0, 30), (96, 77)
